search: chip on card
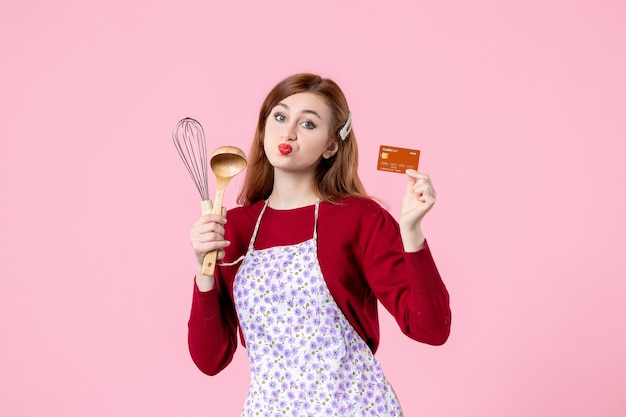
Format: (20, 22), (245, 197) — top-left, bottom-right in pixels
(377, 145), (420, 173)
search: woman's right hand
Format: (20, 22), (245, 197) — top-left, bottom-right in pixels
(189, 207), (229, 290)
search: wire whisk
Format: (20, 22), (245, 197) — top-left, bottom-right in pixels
(173, 117), (248, 276)
(172, 118), (212, 214)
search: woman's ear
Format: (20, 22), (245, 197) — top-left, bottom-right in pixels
(322, 141), (339, 159)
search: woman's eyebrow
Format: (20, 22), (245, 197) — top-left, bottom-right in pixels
(276, 102), (323, 120)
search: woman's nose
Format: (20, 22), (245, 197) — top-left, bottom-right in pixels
(281, 128), (297, 141)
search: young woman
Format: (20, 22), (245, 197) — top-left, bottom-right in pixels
(187, 73), (451, 416)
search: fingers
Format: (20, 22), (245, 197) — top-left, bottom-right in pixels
(192, 209), (227, 227)
(405, 170), (437, 202)
(189, 212), (230, 261)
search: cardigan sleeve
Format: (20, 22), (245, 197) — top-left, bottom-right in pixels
(399, 241), (451, 344)
(187, 273), (239, 376)
(186, 203), (263, 376)
(359, 206), (451, 345)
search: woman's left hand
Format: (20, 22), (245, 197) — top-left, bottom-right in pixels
(399, 170), (437, 251)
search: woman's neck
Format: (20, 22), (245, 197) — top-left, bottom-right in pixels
(268, 171), (318, 210)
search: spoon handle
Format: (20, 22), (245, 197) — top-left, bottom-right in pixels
(199, 200), (216, 275)
(202, 248), (219, 276)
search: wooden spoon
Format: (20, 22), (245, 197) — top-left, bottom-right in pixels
(202, 146), (247, 276)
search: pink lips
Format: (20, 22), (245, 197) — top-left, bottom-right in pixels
(278, 144), (292, 155)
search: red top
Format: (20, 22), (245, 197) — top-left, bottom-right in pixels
(188, 197), (451, 376)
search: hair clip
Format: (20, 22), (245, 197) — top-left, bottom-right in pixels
(339, 112), (352, 141)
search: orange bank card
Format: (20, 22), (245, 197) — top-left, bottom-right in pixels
(377, 145), (420, 173)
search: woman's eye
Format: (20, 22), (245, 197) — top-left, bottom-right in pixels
(273, 113), (286, 122)
(301, 121), (316, 129)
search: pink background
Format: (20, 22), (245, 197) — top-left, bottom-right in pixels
(1, 1), (625, 416)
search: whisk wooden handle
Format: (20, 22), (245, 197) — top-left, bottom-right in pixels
(200, 200), (212, 215)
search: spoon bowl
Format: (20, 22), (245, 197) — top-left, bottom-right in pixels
(210, 146), (248, 178)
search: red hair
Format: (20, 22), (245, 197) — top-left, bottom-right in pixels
(238, 73), (367, 205)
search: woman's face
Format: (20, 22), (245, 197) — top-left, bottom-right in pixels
(263, 92), (338, 175)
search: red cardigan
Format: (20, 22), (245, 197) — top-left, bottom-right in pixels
(188, 197), (451, 376)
